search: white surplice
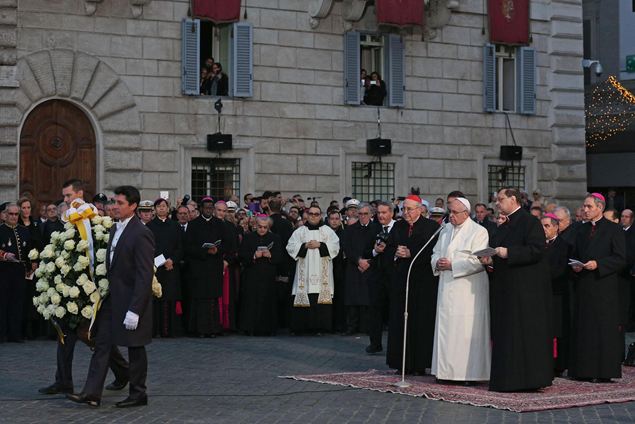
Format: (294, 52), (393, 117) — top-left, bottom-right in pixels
(430, 218), (491, 381)
(286, 224), (340, 302)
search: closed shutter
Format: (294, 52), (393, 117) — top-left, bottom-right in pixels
(343, 31), (361, 105)
(386, 34), (405, 107)
(232, 21), (253, 98)
(483, 44), (496, 112)
(517, 47), (536, 115)
(182, 18), (200, 96)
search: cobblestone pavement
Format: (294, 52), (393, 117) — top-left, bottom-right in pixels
(1, 333), (635, 423)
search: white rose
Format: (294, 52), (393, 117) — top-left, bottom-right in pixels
(77, 274), (89, 285)
(40, 247), (54, 259)
(55, 306), (66, 319)
(98, 279), (109, 291)
(37, 305), (45, 314)
(73, 261), (86, 272)
(83, 281), (96, 295)
(42, 309), (51, 320)
(63, 239), (76, 251)
(95, 263), (107, 276)
(32, 296), (39, 306)
(57, 232), (67, 242)
(46, 287), (57, 297)
(81, 305), (94, 319)
(34, 268), (44, 278)
(28, 249), (39, 260)
(51, 293), (61, 305)
(64, 222), (73, 230)
(61, 251), (70, 259)
(93, 224), (105, 234)
(54, 275), (62, 285)
(66, 301), (78, 314)
(102, 216), (113, 229)
(61, 265), (71, 276)
(96, 249), (107, 263)
(90, 291), (101, 304)
(47, 304), (56, 314)
(94, 232), (104, 241)
(55, 283), (65, 293)
(55, 256), (66, 269)
(35, 279), (49, 292)
(91, 215), (103, 226)
(64, 228), (76, 239)
(103, 233), (110, 243)
(50, 231), (60, 242)
(39, 292), (49, 304)
(68, 286), (80, 298)
(61, 285), (70, 298)
(78, 255), (90, 267)
(45, 262), (56, 274)
(76, 239), (89, 252)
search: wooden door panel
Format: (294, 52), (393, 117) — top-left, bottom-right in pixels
(19, 100), (96, 206)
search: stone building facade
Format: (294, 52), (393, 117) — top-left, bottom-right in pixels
(0, 0), (587, 207)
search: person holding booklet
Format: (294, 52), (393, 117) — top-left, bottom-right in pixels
(569, 193), (626, 383)
(183, 197), (230, 338)
(238, 214), (282, 335)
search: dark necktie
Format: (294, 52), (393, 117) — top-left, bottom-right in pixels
(383, 226), (389, 233)
(181, 225), (186, 232)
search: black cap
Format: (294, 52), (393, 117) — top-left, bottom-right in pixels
(0, 201), (9, 212)
(93, 193), (108, 203)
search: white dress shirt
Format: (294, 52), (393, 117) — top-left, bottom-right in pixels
(109, 215), (133, 265)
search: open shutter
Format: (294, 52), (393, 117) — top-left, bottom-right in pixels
(232, 21), (253, 98)
(386, 34), (405, 107)
(343, 31), (360, 105)
(483, 44), (496, 112)
(517, 47), (536, 115)
(182, 18), (200, 96)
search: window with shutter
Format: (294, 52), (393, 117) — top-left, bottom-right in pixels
(344, 31), (361, 105)
(232, 21), (253, 98)
(385, 34), (404, 107)
(517, 47), (536, 115)
(182, 18), (201, 96)
(483, 44), (496, 112)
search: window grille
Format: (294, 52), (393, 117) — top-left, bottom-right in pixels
(352, 161), (395, 202)
(487, 164), (525, 196)
(191, 158), (240, 203)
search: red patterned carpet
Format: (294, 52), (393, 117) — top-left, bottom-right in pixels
(282, 367), (635, 412)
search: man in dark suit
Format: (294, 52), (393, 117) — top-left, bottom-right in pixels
(67, 185), (154, 407)
(39, 179), (128, 396)
(366, 201), (396, 354)
(474, 202), (497, 239)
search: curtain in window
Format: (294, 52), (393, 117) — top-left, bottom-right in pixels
(375, 0), (424, 27)
(192, 0), (241, 23)
(488, 0), (530, 45)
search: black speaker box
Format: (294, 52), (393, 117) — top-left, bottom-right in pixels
(366, 138), (391, 156)
(207, 133), (233, 152)
(500, 145), (522, 161)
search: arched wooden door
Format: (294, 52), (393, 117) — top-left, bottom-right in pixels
(20, 100), (96, 206)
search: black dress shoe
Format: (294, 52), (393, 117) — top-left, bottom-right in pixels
(365, 344), (383, 354)
(115, 396), (148, 408)
(105, 380), (128, 391)
(38, 384), (73, 395)
(66, 393), (100, 407)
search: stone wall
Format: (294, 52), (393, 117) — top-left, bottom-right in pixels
(8, 0), (587, 206)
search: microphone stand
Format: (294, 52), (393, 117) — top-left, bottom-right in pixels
(393, 221), (446, 388)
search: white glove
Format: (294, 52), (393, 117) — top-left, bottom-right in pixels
(123, 311), (139, 330)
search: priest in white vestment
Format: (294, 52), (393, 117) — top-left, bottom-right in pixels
(430, 197), (491, 382)
(286, 205), (340, 332)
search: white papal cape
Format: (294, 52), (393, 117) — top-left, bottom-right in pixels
(286, 224), (340, 306)
(430, 218), (491, 381)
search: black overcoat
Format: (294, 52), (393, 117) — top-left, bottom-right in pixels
(146, 217), (183, 301)
(342, 221), (380, 306)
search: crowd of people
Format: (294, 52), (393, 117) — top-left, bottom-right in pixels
(1, 181), (634, 394)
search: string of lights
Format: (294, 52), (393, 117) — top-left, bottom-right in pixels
(585, 75), (635, 147)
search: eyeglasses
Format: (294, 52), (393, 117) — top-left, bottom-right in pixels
(6, 212), (18, 216)
(307, 212), (321, 217)
(358, 212), (370, 215)
(449, 210), (468, 216)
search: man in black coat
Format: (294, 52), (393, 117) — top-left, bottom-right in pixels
(326, 209), (347, 333)
(366, 201), (396, 354)
(482, 187), (553, 392)
(269, 199), (294, 329)
(569, 193), (626, 383)
(385, 195), (440, 375)
(341, 203), (379, 335)
(184, 197), (229, 337)
(67, 185), (155, 408)
(474, 202), (497, 239)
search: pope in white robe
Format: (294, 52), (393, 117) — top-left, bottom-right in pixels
(286, 217), (340, 307)
(430, 197), (491, 382)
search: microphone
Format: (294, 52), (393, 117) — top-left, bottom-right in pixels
(442, 212), (450, 224)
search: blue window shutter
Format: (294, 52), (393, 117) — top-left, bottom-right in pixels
(181, 18), (200, 96)
(232, 21), (253, 98)
(517, 47), (536, 115)
(386, 34), (405, 107)
(343, 31), (360, 105)
(483, 44), (496, 112)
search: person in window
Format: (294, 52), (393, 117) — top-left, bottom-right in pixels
(360, 68), (370, 90)
(210, 62), (229, 97)
(200, 68), (211, 95)
(363, 72), (386, 106)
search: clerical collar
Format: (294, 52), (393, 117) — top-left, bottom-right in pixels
(305, 222), (323, 230)
(591, 216), (602, 225)
(547, 235), (557, 243)
(507, 206), (522, 217)
(158, 217), (168, 222)
(201, 214), (213, 222)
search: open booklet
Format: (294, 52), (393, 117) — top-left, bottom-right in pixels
(256, 242), (274, 251)
(471, 247), (497, 257)
(202, 240), (222, 249)
(567, 259), (585, 267)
